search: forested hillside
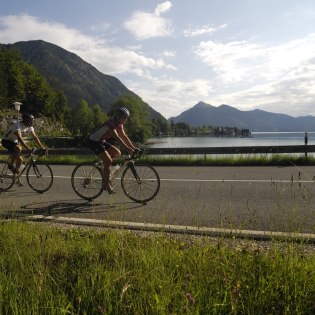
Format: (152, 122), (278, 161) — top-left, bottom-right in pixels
(3, 40), (164, 121)
(0, 43), (170, 142)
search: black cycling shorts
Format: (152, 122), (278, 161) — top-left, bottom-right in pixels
(1, 139), (18, 153)
(87, 139), (113, 155)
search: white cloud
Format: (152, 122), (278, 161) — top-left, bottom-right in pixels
(127, 77), (213, 118)
(194, 34), (315, 84)
(123, 2), (173, 40)
(190, 33), (315, 117)
(154, 1), (172, 16)
(210, 58), (315, 117)
(163, 50), (176, 57)
(0, 14), (103, 50)
(0, 14), (175, 76)
(183, 24), (227, 38)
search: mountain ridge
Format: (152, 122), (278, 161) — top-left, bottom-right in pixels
(169, 101), (315, 132)
(1, 40), (164, 120)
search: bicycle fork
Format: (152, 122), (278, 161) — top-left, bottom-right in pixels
(128, 161), (141, 183)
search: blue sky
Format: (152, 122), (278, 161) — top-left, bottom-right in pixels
(1, 0), (315, 119)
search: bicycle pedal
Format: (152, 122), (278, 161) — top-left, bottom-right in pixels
(16, 180), (24, 187)
(104, 186), (116, 194)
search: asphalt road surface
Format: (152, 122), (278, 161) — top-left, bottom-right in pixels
(1, 165), (315, 234)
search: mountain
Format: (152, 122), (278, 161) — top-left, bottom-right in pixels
(1, 40), (163, 120)
(169, 101), (315, 132)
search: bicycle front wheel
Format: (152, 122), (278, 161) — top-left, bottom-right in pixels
(26, 163), (53, 193)
(0, 161), (15, 191)
(121, 163), (160, 203)
(71, 163), (104, 200)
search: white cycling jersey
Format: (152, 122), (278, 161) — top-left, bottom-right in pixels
(3, 121), (34, 143)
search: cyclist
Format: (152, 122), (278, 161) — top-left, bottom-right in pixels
(1, 113), (46, 186)
(87, 107), (137, 193)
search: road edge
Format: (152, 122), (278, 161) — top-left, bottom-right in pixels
(24, 215), (315, 244)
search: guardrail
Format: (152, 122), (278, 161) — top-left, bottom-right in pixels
(1, 145), (315, 156)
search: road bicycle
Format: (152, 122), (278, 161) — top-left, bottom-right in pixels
(71, 150), (160, 203)
(0, 148), (53, 193)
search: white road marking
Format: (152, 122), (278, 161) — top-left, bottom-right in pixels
(52, 175), (315, 184)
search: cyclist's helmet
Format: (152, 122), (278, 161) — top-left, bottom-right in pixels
(117, 107), (130, 118)
(22, 113), (35, 126)
(112, 107), (130, 121)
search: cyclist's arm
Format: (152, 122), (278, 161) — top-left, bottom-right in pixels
(30, 129), (46, 150)
(117, 128), (137, 150)
(112, 129), (134, 153)
(15, 130), (32, 151)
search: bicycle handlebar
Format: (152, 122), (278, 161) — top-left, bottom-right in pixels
(125, 148), (144, 161)
(24, 148), (48, 158)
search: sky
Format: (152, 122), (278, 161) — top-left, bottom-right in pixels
(1, 0), (315, 119)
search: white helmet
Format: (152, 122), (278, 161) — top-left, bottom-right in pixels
(117, 107), (130, 117)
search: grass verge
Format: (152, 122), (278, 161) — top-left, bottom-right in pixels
(0, 221), (314, 314)
(4, 153), (314, 167)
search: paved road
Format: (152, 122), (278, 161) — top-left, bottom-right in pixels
(1, 165), (315, 234)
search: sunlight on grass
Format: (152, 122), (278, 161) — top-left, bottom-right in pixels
(0, 221), (314, 314)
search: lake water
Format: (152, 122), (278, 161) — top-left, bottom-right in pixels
(148, 132), (315, 148)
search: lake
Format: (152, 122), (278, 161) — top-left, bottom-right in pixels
(148, 132), (315, 148)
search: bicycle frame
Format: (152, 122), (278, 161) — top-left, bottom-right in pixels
(1, 148), (53, 193)
(71, 149), (160, 202)
(97, 151), (143, 182)
(14, 149), (39, 179)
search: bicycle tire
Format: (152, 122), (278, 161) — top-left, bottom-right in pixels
(121, 163), (160, 203)
(71, 163), (104, 200)
(26, 163), (53, 193)
(0, 161), (15, 191)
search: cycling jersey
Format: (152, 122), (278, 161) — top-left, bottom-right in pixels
(89, 119), (124, 142)
(2, 121), (34, 143)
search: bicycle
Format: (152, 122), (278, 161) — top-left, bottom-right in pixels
(0, 148), (53, 193)
(71, 150), (160, 203)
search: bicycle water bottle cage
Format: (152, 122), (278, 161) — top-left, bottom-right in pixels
(127, 161), (134, 167)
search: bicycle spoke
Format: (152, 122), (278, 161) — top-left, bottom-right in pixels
(71, 163), (103, 200)
(0, 161), (15, 191)
(121, 163), (160, 203)
(26, 163), (53, 193)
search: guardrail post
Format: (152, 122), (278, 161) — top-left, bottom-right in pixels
(305, 132), (308, 158)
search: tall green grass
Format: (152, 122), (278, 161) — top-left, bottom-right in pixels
(1, 151), (315, 166)
(0, 221), (314, 314)
(7, 153), (314, 167)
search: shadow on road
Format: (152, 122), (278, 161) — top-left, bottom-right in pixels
(0, 198), (146, 219)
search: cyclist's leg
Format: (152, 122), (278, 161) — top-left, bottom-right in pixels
(101, 144), (121, 193)
(87, 139), (115, 193)
(14, 145), (23, 174)
(107, 145), (121, 159)
(98, 150), (113, 191)
(1, 139), (19, 171)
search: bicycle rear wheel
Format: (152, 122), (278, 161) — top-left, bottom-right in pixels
(0, 161), (15, 191)
(121, 163), (160, 203)
(26, 163), (53, 193)
(71, 163), (104, 200)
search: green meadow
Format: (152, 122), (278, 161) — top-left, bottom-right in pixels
(0, 221), (314, 314)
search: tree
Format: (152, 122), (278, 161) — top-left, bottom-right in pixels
(70, 100), (93, 137)
(0, 49), (25, 107)
(91, 104), (107, 127)
(111, 95), (153, 143)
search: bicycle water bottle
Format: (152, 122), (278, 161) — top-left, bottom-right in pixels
(113, 164), (121, 173)
(20, 163), (26, 172)
(110, 164), (121, 180)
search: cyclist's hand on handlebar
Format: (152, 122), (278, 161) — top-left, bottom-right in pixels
(38, 148), (48, 156)
(126, 147), (134, 155)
